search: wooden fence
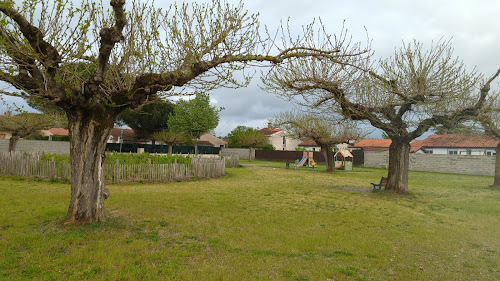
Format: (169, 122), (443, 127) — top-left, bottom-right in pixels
(0, 153), (237, 183)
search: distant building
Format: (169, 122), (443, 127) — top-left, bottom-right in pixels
(414, 134), (499, 155)
(199, 133), (228, 148)
(259, 122), (302, 151)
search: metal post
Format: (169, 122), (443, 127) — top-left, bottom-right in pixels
(119, 129), (123, 153)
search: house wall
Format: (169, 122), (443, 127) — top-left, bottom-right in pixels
(269, 131), (302, 151)
(364, 151), (496, 176)
(0, 132), (12, 139)
(0, 139), (70, 154)
(426, 148), (496, 156)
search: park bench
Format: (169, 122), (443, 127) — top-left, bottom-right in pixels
(371, 176), (387, 191)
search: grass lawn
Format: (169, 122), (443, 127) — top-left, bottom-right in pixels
(0, 161), (499, 280)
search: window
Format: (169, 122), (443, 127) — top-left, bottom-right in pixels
(448, 150), (458, 155)
(487, 151), (497, 156)
(427, 149), (433, 154)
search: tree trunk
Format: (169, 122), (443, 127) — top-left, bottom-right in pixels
(168, 145), (173, 157)
(248, 146), (253, 162)
(65, 109), (116, 225)
(194, 143), (199, 155)
(386, 138), (410, 193)
(321, 145), (334, 172)
(494, 143), (500, 186)
(8, 136), (19, 152)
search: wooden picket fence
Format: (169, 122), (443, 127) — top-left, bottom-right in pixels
(0, 153), (237, 183)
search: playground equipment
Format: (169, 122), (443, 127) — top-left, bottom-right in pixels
(334, 150), (353, 170)
(294, 151), (317, 168)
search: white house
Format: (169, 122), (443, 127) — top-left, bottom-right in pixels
(259, 123), (302, 151)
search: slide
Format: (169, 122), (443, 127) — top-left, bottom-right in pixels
(294, 154), (307, 168)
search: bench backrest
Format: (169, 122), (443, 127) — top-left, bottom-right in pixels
(381, 177), (388, 185)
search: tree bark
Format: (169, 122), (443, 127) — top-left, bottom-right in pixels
(386, 138), (410, 193)
(8, 136), (19, 152)
(168, 145), (173, 157)
(248, 146), (253, 162)
(194, 143), (199, 155)
(321, 145), (334, 172)
(494, 143), (500, 186)
(65, 109), (115, 225)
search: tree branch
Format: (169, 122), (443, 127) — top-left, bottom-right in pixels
(94, 0), (127, 83)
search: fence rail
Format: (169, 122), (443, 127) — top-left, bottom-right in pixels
(0, 153), (237, 183)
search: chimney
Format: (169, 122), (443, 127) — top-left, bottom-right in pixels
(267, 121), (272, 130)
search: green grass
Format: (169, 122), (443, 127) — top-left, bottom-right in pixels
(0, 161), (499, 280)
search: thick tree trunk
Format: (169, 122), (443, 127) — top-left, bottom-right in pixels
(8, 136), (19, 152)
(494, 143), (500, 186)
(386, 138), (410, 193)
(321, 145), (334, 172)
(65, 110), (116, 225)
(168, 145), (173, 156)
(248, 146), (253, 162)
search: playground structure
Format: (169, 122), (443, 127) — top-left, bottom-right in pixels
(294, 151), (316, 168)
(334, 150), (353, 170)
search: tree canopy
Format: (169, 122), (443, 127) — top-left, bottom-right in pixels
(118, 100), (175, 143)
(152, 131), (192, 156)
(168, 92), (220, 154)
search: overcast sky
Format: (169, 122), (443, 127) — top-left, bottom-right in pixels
(1, 0), (499, 138)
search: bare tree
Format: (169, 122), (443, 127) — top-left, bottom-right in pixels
(0, 0), (362, 224)
(274, 111), (364, 172)
(265, 39), (499, 193)
(152, 131), (191, 156)
(0, 112), (55, 151)
(237, 128), (269, 161)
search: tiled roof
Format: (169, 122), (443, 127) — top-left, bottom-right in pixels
(196, 140), (213, 146)
(419, 134), (500, 148)
(409, 140), (425, 153)
(298, 139), (318, 146)
(259, 127), (283, 136)
(48, 128), (69, 136)
(110, 128), (136, 142)
(353, 138), (426, 153)
(353, 139), (392, 148)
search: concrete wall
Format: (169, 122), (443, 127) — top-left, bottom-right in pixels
(364, 151), (496, 176)
(221, 148), (253, 160)
(0, 139), (70, 154)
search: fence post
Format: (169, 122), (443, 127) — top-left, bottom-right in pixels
(148, 158), (152, 182)
(51, 156), (56, 179)
(116, 159), (120, 183)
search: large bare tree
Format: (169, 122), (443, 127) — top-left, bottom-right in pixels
(274, 111), (364, 172)
(0, 0), (364, 224)
(265, 39), (500, 193)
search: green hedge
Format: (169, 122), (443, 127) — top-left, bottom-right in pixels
(40, 152), (192, 165)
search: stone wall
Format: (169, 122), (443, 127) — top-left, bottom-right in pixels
(364, 151), (496, 176)
(221, 148), (253, 160)
(0, 139), (70, 154)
